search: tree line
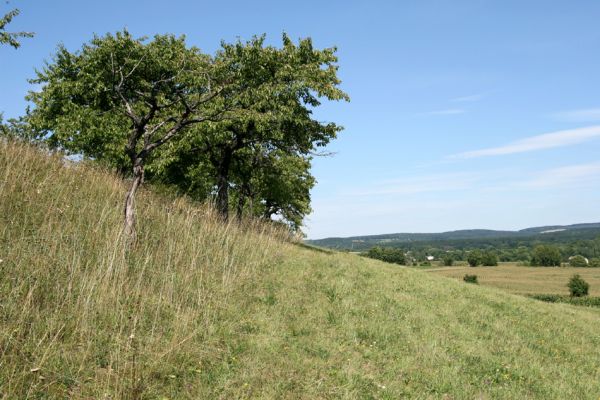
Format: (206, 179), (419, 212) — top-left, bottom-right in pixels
(362, 240), (600, 267)
(2, 28), (349, 240)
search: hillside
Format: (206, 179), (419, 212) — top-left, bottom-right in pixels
(2, 140), (600, 399)
(307, 224), (600, 251)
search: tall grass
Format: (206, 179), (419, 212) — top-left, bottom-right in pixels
(0, 140), (287, 398)
(3, 140), (600, 399)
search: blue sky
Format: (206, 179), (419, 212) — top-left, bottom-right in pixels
(2, 1), (599, 239)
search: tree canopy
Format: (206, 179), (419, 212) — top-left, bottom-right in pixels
(24, 31), (348, 235)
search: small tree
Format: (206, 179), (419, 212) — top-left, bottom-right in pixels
(481, 250), (498, 266)
(28, 31), (227, 241)
(530, 245), (562, 267)
(467, 250), (482, 267)
(569, 255), (588, 268)
(442, 253), (454, 266)
(568, 274), (589, 297)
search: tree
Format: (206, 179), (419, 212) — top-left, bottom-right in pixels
(365, 246), (405, 265)
(569, 255), (588, 268)
(467, 250), (482, 267)
(0, 8), (33, 49)
(150, 35), (348, 224)
(28, 31), (228, 241)
(481, 250), (498, 266)
(568, 274), (589, 297)
(530, 245), (562, 266)
(442, 253), (454, 266)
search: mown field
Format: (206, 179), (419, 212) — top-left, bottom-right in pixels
(426, 263), (600, 296)
(3, 141), (600, 399)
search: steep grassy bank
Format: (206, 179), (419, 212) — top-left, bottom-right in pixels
(2, 141), (600, 399)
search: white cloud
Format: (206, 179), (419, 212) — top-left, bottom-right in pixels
(349, 172), (478, 197)
(421, 108), (465, 116)
(553, 108), (600, 122)
(451, 125), (600, 159)
(451, 94), (484, 102)
(522, 161), (600, 188)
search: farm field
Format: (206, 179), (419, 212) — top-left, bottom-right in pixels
(426, 263), (600, 296)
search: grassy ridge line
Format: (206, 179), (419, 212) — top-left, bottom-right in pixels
(1, 141), (600, 398)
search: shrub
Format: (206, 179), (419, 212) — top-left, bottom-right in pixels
(590, 258), (600, 268)
(442, 254), (454, 266)
(568, 274), (589, 297)
(365, 246), (406, 265)
(530, 294), (600, 308)
(463, 274), (478, 284)
(530, 245), (561, 266)
(481, 250), (498, 266)
(569, 255), (588, 268)
(467, 250), (482, 267)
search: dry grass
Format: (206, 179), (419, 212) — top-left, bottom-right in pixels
(0, 140), (288, 398)
(426, 263), (600, 295)
(3, 140), (600, 399)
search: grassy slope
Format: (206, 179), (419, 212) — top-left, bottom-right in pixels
(2, 141), (600, 399)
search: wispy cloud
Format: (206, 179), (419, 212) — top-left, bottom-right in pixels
(420, 108), (465, 116)
(451, 94), (484, 103)
(451, 125), (600, 159)
(349, 172), (478, 197)
(552, 108), (600, 122)
(521, 161), (600, 188)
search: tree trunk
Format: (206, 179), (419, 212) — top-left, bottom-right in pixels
(124, 158), (144, 243)
(216, 173), (229, 221)
(216, 148), (233, 220)
(236, 192), (246, 221)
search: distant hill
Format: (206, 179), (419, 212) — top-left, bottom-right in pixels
(307, 223), (600, 250)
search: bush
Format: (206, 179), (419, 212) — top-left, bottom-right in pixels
(442, 254), (454, 266)
(568, 274), (589, 297)
(590, 258), (600, 268)
(530, 245), (562, 266)
(365, 246), (406, 265)
(530, 294), (600, 308)
(463, 274), (478, 284)
(481, 250), (498, 266)
(569, 255), (588, 268)
(467, 250), (482, 267)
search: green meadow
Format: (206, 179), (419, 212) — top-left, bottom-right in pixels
(2, 141), (600, 399)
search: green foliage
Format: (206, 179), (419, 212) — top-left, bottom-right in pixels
(152, 34), (348, 226)
(569, 255), (588, 268)
(530, 245), (562, 266)
(0, 8), (33, 49)
(530, 294), (600, 307)
(28, 30), (216, 170)
(481, 250), (498, 266)
(463, 274), (478, 284)
(26, 31), (348, 230)
(442, 253), (454, 266)
(467, 250), (482, 267)
(590, 258), (600, 268)
(364, 246), (406, 265)
(309, 230), (600, 264)
(568, 274), (589, 297)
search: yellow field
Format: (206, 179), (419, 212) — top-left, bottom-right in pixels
(426, 263), (600, 295)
